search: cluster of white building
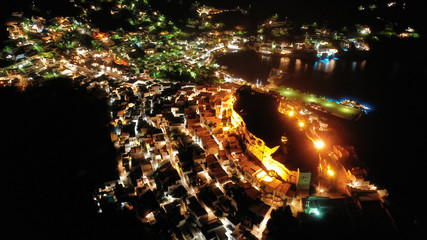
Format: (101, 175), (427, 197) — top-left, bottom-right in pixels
(91, 78), (288, 239)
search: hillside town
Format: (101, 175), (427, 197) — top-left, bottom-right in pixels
(0, 0), (420, 91)
(0, 0), (417, 238)
(85, 74), (395, 239)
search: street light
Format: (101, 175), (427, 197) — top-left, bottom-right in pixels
(313, 140), (324, 149)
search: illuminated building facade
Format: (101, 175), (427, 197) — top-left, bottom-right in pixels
(212, 91), (302, 205)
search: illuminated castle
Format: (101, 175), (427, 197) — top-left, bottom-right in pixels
(227, 97), (298, 183)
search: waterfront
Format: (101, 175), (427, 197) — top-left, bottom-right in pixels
(217, 45), (427, 230)
(218, 51), (352, 103)
(234, 89), (318, 173)
(217, 45), (425, 109)
(2, 0), (427, 237)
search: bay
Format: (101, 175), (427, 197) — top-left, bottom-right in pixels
(216, 42), (427, 230)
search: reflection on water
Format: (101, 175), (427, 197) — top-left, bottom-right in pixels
(347, 60), (367, 72)
(351, 61), (357, 72)
(295, 59), (302, 72)
(360, 60), (366, 70)
(279, 57), (290, 68)
(216, 50), (393, 105)
(261, 55), (272, 61)
(278, 57), (365, 74)
(325, 58), (336, 72)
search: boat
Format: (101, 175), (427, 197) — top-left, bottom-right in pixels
(340, 99), (371, 113)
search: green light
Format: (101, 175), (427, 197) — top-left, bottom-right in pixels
(281, 90), (293, 96)
(338, 106), (355, 114)
(323, 101), (335, 108)
(305, 95), (318, 103)
(313, 209), (320, 216)
(310, 208), (321, 216)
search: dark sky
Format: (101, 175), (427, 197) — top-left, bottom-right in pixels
(1, 0), (424, 27)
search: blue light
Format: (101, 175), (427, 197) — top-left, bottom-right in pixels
(115, 125), (120, 135)
(360, 102), (374, 112)
(338, 97), (374, 112)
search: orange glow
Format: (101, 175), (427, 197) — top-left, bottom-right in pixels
(313, 140), (324, 149)
(288, 111), (294, 117)
(114, 58), (129, 66)
(228, 94), (292, 182)
(327, 165), (334, 176)
(261, 155), (290, 181)
(298, 121), (304, 127)
(255, 170), (267, 178)
(93, 32), (109, 40)
(255, 170), (274, 182)
(262, 175), (274, 182)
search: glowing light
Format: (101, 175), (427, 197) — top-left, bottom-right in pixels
(227, 43), (240, 50)
(255, 170), (267, 179)
(298, 121), (304, 127)
(262, 175), (274, 182)
(312, 208), (320, 216)
(255, 170), (274, 182)
(288, 111), (294, 117)
(256, 206), (272, 237)
(313, 140), (324, 149)
(387, 2), (396, 7)
(327, 169), (334, 176)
